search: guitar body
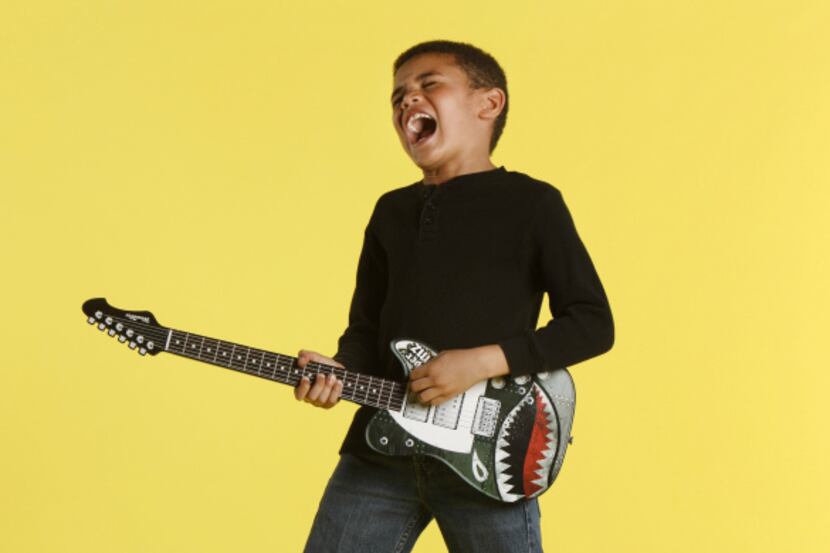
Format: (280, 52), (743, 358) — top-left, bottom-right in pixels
(366, 338), (576, 503)
(82, 298), (577, 504)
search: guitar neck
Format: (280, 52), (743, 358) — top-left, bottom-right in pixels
(161, 328), (405, 411)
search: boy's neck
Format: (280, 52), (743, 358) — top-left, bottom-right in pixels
(421, 159), (498, 185)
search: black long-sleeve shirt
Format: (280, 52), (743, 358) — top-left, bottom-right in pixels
(333, 165), (614, 456)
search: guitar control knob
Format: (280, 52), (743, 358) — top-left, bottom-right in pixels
(139, 348), (147, 356)
(514, 375), (530, 385)
(118, 335), (127, 343)
(126, 329), (134, 338)
(147, 342), (155, 350)
(491, 377), (505, 389)
(129, 341), (137, 349)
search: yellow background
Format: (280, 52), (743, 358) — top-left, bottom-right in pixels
(2, 1), (828, 551)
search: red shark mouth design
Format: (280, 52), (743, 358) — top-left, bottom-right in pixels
(494, 383), (559, 501)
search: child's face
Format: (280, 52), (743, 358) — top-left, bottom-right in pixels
(391, 53), (495, 171)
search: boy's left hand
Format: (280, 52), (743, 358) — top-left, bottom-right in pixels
(409, 345), (509, 406)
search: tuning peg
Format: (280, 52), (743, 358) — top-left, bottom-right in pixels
(116, 323), (124, 331)
(147, 342), (155, 351)
(105, 316), (113, 325)
(95, 310), (103, 319)
(87, 316), (96, 325)
(108, 329), (116, 337)
(98, 323), (106, 330)
(128, 341), (137, 349)
(136, 335), (144, 344)
(118, 335), (127, 343)
(126, 329), (134, 338)
(139, 348), (147, 355)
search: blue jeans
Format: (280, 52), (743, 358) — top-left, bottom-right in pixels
(303, 450), (543, 553)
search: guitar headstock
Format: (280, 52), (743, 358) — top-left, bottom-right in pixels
(82, 298), (167, 356)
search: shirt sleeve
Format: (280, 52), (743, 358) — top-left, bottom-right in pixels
(498, 186), (615, 376)
(332, 200), (387, 376)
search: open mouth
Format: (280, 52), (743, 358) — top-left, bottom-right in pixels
(405, 112), (438, 146)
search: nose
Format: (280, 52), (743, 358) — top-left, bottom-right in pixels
(401, 91), (422, 111)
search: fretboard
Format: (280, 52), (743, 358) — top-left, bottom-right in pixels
(163, 328), (406, 410)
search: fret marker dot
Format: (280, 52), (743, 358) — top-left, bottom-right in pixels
(267, 363), (271, 367)
(207, 348), (211, 352)
(253, 359), (257, 363)
(176, 340), (180, 344)
(237, 355), (242, 359)
(222, 352), (227, 356)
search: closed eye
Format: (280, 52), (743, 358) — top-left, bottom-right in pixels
(391, 82), (438, 106)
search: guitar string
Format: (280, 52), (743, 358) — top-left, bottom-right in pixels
(87, 313), (498, 419)
(88, 313), (487, 418)
(90, 313), (483, 423)
(89, 313), (408, 408)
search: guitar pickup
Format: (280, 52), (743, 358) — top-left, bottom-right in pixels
(403, 391), (430, 422)
(472, 397), (500, 438)
(432, 394), (463, 430)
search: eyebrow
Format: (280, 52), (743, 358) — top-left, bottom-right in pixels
(391, 71), (442, 102)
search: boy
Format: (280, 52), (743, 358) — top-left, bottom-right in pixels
(295, 40), (614, 552)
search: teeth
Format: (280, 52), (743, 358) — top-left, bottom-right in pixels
(406, 112), (434, 134)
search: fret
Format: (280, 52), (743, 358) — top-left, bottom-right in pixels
(202, 338), (220, 363)
(253, 350), (266, 375)
(365, 375), (374, 406)
(231, 345), (249, 372)
(194, 335), (205, 358)
(169, 331), (187, 354)
(216, 340), (234, 366)
(378, 379), (387, 409)
(242, 347), (251, 373)
(228, 344), (237, 369)
(342, 371), (356, 402)
(263, 351), (278, 379)
(276, 354), (293, 381)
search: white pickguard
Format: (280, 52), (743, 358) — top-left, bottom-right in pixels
(388, 380), (487, 453)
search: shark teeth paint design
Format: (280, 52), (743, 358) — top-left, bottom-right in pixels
(493, 383), (559, 501)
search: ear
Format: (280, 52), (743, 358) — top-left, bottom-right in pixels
(477, 87), (506, 122)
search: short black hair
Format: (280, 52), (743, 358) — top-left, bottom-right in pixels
(393, 40), (508, 154)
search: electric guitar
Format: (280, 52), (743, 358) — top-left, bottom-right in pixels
(82, 297), (576, 503)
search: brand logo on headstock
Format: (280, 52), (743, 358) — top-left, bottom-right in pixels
(125, 313), (150, 323)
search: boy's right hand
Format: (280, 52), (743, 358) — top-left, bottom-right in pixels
(294, 349), (345, 409)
